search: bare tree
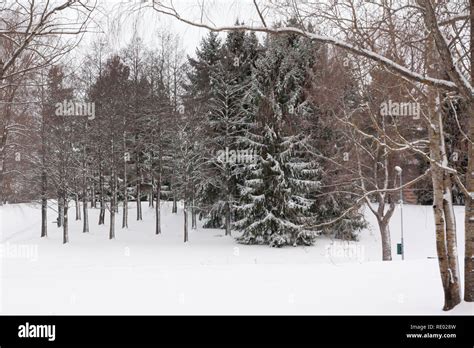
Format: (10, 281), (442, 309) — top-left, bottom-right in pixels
(0, 0), (95, 210)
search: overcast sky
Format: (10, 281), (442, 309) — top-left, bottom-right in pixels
(88, 0), (266, 56)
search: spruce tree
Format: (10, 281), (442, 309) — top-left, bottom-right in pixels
(199, 27), (260, 233)
(234, 24), (322, 247)
(235, 125), (321, 246)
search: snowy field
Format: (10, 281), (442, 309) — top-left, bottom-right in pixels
(1, 201), (473, 315)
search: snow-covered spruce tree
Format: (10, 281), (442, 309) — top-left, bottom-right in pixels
(234, 23), (322, 247)
(185, 32), (221, 100)
(235, 124), (321, 247)
(199, 64), (244, 233)
(312, 190), (366, 241)
(198, 27), (260, 234)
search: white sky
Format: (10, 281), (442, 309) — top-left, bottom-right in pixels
(86, 0), (265, 56)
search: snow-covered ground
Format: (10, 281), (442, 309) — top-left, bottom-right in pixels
(0, 201), (473, 315)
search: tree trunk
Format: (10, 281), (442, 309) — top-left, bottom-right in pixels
(0, 90), (15, 206)
(425, 34), (462, 311)
(149, 176), (154, 207)
(464, 1), (474, 301)
(110, 187), (116, 240)
(225, 166), (232, 235)
(192, 209), (197, 229)
(155, 176), (161, 235)
(377, 219), (392, 261)
(40, 109), (48, 237)
(443, 178), (461, 303)
(41, 196), (48, 238)
(191, 188), (197, 230)
(136, 167), (142, 220)
(41, 169), (47, 238)
(82, 141), (89, 232)
(83, 196), (89, 233)
(58, 192), (64, 228)
(83, 181), (89, 233)
(75, 193), (81, 220)
(63, 197), (69, 244)
(172, 194), (177, 214)
(123, 118), (128, 229)
(465, 102), (474, 301)
(428, 66), (462, 310)
(99, 169), (105, 225)
(122, 198), (128, 228)
(442, 132), (462, 306)
(91, 181), (96, 208)
(225, 202), (231, 236)
(184, 201), (188, 242)
(432, 168), (461, 310)
(122, 160), (128, 228)
(110, 168), (118, 239)
(136, 186), (142, 220)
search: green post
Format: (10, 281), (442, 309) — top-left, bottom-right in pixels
(397, 243), (403, 255)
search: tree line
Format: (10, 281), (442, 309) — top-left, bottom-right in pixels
(1, 0), (473, 310)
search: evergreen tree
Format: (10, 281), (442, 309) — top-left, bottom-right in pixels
(235, 125), (321, 246)
(234, 23), (322, 247)
(185, 32), (222, 101)
(182, 32), (222, 227)
(199, 27), (260, 233)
